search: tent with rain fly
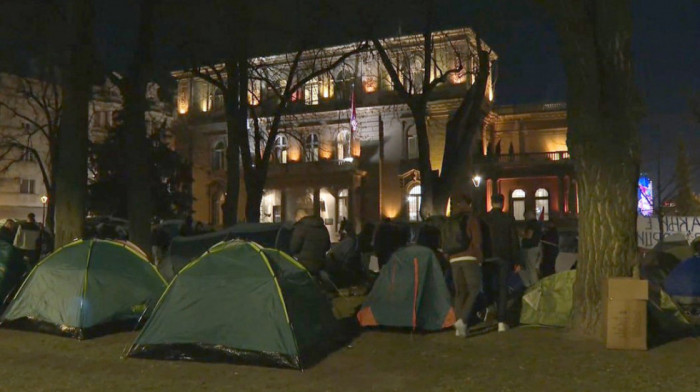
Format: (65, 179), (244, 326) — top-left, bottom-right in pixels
(162, 222), (292, 278)
(127, 240), (343, 369)
(0, 239), (166, 339)
(520, 270), (694, 334)
(357, 245), (455, 331)
(0, 240), (25, 309)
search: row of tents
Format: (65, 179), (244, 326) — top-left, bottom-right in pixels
(0, 226), (697, 369)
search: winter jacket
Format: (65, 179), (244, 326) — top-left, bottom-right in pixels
(289, 216), (330, 273)
(484, 208), (521, 266)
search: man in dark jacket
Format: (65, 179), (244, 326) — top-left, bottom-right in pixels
(289, 215), (330, 274)
(484, 193), (521, 332)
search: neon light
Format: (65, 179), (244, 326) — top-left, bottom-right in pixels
(638, 175), (653, 217)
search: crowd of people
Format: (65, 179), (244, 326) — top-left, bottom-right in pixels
(285, 193), (562, 338)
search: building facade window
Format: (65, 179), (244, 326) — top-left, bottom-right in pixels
(511, 189), (526, 221)
(305, 133), (319, 162)
(320, 73), (334, 99)
(21, 148), (34, 162)
(274, 135), (288, 163)
(337, 131), (351, 161)
(211, 141), (226, 171)
(535, 188), (550, 221)
(407, 128), (418, 159)
(304, 78), (319, 105)
(407, 184), (422, 222)
(19, 178), (35, 194)
(248, 79), (262, 106)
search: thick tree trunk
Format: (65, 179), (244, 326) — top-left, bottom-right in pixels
(542, 0), (643, 338)
(122, 0), (155, 255)
(223, 115), (240, 227)
(53, 0), (93, 247)
(245, 177), (264, 223)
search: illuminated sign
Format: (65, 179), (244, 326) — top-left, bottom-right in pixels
(638, 175), (653, 217)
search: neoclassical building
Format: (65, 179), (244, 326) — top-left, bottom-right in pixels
(173, 27), (577, 239)
(0, 72), (173, 222)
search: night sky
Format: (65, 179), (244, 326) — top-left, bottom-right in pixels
(3, 0), (699, 188)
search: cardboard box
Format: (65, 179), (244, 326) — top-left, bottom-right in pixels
(603, 278), (649, 350)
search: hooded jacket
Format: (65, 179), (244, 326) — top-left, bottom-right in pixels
(289, 216), (331, 273)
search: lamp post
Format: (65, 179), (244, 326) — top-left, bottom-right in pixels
(40, 195), (48, 224)
(472, 175), (482, 188)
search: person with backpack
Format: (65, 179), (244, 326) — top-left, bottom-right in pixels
(484, 193), (521, 332)
(447, 194), (483, 338)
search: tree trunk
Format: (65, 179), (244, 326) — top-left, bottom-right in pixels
(53, 0), (93, 247)
(223, 115), (240, 227)
(542, 0), (643, 338)
(245, 175), (264, 223)
(123, 0), (155, 255)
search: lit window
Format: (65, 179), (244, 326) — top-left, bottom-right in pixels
(304, 78), (319, 105)
(337, 131), (351, 161)
(407, 185), (422, 222)
(211, 141), (226, 170)
(305, 133), (319, 162)
(511, 189), (526, 221)
(320, 74), (334, 99)
(535, 188), (549, 221)
(248, 80), (261, 106)
(362, 76), (378, 93)
(274, 135), (288, 164)
(19, 178), (35, 194)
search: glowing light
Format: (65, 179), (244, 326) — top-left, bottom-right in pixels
(287, 147), (301, 162)
(351, 139), (361, 158)
(40, 195), (48, 204)
(472, 175), (482, 187)
(638, 175), (653, 217)
(363, 77), (377, 93)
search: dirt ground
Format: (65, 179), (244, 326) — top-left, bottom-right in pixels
(0, 326), (698, 392)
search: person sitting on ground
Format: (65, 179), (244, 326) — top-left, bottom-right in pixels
(289, 213), (331, 275)
(448, 194), (483, 338)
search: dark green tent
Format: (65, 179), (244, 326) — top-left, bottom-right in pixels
(0, 239), (166, 339)
(127, 240), (342, 369)
(0, 240), (25, 309)
(357, 245), (455, 331)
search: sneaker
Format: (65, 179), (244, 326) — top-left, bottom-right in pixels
(498, 322), (509, 332)
(454, 319), (467, 337)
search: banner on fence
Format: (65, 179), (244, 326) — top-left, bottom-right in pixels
(637, 215), (700, 249)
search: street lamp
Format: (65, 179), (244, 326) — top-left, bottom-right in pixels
(40, 195), (48, 224)
(472, 175), (482, 188)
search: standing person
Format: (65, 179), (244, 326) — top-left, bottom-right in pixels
(289, 214), (331, 275)
(357, 222), (375, 275)
(448, 195), (483, 338)
(14, 213), (41, 266)
(540, 221), (559, 278)
(484, 194), (521, 332)
(372, 218), (407, 269)
(519, 209), (542, 287)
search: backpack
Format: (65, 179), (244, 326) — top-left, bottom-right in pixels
(426, 214), (470, 255)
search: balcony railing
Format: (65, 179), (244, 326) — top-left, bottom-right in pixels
(478, 151), (571, 164)
(268, 158), (359, 176)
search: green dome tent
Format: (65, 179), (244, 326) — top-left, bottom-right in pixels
(520, 270), (576, 327)
(127, 240), (342, 369)
(357, 245), (455, 331)
(0, 239), (166, 339)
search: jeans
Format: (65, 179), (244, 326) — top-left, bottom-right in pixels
(451, 261), (482, 323)
(484, 258), (511, 323)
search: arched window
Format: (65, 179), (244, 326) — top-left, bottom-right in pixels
(511, 189), (526, 221)
(337, 130), (351, 161)
(535, 188), (550, 221)
(211, 141), (226, 171)
(406, 126), (418, 159)
(305, 133), (319, 162)
(408, 184), (422, 222)
(304, 77), (319, 105)
(274, 135), (288, 163)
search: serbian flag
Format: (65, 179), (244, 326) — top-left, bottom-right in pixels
(350, 90), (358, 135)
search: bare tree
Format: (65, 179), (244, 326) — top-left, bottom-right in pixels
(371, 20), (493, 216)
(537, 0), (644, 338)
(0, 72), (61, 231)
(242, 42), (368, 222)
